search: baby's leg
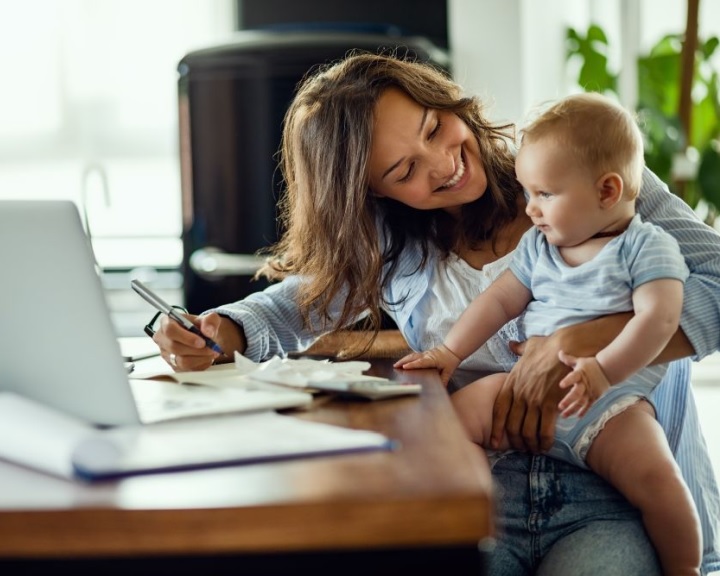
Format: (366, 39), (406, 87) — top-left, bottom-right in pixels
(585, 400), (701, 576)
(451, 373), (510, 450)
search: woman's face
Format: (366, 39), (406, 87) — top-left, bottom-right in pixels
(368, 88), (488, 215)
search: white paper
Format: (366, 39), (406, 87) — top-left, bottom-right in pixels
(128, 377), (312, 423)
(118, 336), (161, 361)
(133, 353), (389, 391)
(231, 352), (386, 388)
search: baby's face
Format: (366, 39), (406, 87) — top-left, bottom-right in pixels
(516, 137), (607, 247)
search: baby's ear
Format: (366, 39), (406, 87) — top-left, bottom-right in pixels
(596, 172), (624, 208)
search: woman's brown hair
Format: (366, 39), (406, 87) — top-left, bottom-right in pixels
(258, 51), (522, 343)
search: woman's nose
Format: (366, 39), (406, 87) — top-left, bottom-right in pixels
(430, 148), (456, 182)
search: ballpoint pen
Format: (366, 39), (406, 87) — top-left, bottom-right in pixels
(130, 279), (225, 355)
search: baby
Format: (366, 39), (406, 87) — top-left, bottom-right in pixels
(397, 92), (701, 575)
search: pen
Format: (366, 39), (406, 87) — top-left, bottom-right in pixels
(130, 279), (225, 355)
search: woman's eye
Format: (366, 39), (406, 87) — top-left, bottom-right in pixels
(429, 119), (443, 140)
(398, 163), (414, 183)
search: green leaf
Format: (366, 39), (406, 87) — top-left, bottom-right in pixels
(579, 52), (616, 92)
(565, 23), (617, 94)
(638, 107), (684, 194)
(683, 180), (701, 209)
(649, 34), (683, 57)
(587, 24), (610, 45)
(638, 52), (680, 116)
(697, 143), (720, 211)
(566, 27), (581, 54)
(701, 36), (719, 60)
(691, 95), (718, 150)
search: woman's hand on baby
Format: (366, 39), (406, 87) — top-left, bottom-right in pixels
(557, 351), (611, 418)
(394, 345), (461, 387)
(493, 313), (630, 451)
(491, 335), (571, 453)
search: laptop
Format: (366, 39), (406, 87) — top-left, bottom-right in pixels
(0, 200), (312, 427)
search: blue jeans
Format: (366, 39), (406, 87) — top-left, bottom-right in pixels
(450, 360), (719, 574)
(487, 452), (661, 576)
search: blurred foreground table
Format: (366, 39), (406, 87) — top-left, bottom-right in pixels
(0, 356), (493, 575)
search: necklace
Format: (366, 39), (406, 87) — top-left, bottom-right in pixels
(591, 228), (626, 239)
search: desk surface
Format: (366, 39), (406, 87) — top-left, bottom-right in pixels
(0, 358), (493, 559)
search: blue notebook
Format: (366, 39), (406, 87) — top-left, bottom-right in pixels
(71, 410), (395, 481)
(0, 392), (394, 481)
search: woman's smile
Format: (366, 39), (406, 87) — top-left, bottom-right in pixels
(435, 150), (468, 191)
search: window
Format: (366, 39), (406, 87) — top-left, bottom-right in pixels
(0, 0), (236, 270)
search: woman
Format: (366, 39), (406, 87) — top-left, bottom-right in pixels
(153, 52), (720, 575)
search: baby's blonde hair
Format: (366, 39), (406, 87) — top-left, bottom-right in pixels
(520, 92), (644, 198)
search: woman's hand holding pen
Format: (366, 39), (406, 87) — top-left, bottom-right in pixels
(153, 312), (246, 372)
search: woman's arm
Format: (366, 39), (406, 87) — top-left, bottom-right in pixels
(210, 275), (365, 362)
(489, 313), (696, 453)
(210, 276), (311, 362)
(153, 275), (361, 369)
(637, 168), (720, 359)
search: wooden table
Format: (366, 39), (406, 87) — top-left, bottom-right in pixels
(0, 358), (494, 574)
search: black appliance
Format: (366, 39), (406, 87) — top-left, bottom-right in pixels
(178, 29), (449, 313)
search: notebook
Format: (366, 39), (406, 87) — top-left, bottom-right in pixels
(0, 200), (312, 427)
(0, 392), (393, 480)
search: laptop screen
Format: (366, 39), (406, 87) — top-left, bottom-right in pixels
(0, 200), (141, 426)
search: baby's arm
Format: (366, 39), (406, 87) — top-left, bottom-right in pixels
(394, 343), (463, 386)
(557, 277), (684, 416)
(395, 270), (531, 385)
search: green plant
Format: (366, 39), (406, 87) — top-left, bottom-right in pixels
(566, 24), (720, 223)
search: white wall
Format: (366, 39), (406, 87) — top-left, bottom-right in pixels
(449, 0), (578, 124)
(448, 0), (720, 124)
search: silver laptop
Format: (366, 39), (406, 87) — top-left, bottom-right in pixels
(0, 200), (311, 426)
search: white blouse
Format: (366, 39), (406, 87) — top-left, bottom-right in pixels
(412, 251), (518, 374)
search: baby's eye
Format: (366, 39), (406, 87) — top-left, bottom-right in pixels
(539, 191), (552, 199)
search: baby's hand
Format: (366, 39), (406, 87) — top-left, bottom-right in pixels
(394, 345), (461, 387)
(556, 352), (611, 417)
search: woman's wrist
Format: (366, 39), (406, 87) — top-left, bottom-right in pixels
(216, 315), (247, 361)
